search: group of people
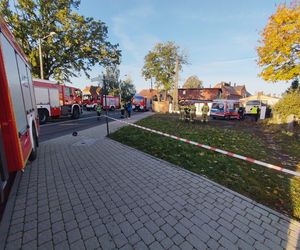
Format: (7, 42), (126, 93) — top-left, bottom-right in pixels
(120, 101), (132, 119)
(180, 103), (260, 122)
(179, 102), (210, 123)
(95, 101), (133, 120)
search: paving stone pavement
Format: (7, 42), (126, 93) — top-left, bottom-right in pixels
(0, 112), (300, 250)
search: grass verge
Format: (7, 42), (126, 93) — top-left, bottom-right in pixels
(110, 114), (300, 220)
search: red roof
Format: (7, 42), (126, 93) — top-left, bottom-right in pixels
(178, 88), (222, 101)
(214, 82), (250, 99)
(138, 89), (159, 99)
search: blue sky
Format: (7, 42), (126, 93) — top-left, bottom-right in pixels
(71, 0), (291, 95)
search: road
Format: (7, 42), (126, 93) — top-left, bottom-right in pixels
(39, 110), (130, 142)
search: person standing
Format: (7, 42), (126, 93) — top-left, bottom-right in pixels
(96, 104), (102, 121)
(201, 103), (210, 123)
(120, 102), (125, 118)
(238, 106), (245, 120)
(256, 106), (261, 122)
(250, 106), (258, 121)
(127, 101), (132, 118)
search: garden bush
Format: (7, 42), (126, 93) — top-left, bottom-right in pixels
(273, 90), (300, 122)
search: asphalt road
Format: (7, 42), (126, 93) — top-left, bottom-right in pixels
(39, 110), (128, 142)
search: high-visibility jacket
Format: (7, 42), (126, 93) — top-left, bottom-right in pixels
(250, 106), (258, 114)
(202, 105), (209, 114)
(96, 106), (102, 112)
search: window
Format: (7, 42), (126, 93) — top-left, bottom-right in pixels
(26, 66), (36, 108)
(64, 87), (71, 96)
(212, 103), (224, 111)
(75, 89), (82, 98)
(0, 34), (27, 132)
(17, 55), (33, 112)
(246, 100), (260, 106)
(83, 95), (90, 100)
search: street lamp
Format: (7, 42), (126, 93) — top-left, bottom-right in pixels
(38, 32), (56, 79)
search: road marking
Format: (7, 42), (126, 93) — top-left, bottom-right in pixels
(105, 115), (300, 177)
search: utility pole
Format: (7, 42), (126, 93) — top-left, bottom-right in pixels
(91, 74), (109, 135)
(103, 75), (110, 136)
(173, 56), (179, 112)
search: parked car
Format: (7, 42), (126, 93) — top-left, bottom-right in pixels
(245, 100), (272, 118)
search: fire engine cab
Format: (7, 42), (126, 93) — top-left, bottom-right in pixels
(33, 79), (82, 124)
(133, 95), (148, 111)
(0, 19), (39, 202)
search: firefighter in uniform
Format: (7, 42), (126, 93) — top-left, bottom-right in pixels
(201, 103), (210, 123)
(120, 102), (125, 118)
(96, 104), (102, 120)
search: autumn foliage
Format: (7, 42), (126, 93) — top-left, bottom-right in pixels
(257, 2), (300, 82)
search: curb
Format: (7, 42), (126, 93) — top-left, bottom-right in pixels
(0, 171), (22, 250)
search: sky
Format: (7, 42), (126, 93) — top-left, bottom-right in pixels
(70, 0), (292, 95)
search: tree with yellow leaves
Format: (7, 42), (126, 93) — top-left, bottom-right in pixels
(257, 2), (300, 82)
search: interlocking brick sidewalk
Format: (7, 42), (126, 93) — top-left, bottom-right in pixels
(0, 112), (299, 250)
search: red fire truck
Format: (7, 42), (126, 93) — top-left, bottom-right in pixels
(132, 95), (148, 111)
(33, 79), (83, 124)
(85, 95), (120, 111)
(0, 19), (39, 202)
(83, 94), (101, 111)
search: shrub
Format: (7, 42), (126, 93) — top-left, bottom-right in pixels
(273, 91), (300, 122)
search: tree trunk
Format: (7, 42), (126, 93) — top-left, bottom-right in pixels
(164, 90), (167, 101)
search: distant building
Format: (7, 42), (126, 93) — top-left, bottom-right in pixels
(178, 88), (222, 102)
(214, 82), (251, 99)
(138, 89), (159, 101)
(240, 92), (280, 106)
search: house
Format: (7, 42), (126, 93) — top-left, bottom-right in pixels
(178, 88), (222, 102)
(138, 89), (159, 101)
(214, 82), (251, 99)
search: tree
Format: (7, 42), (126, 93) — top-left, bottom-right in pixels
(0, 0), (121, 82)
(142, 41), (187, 100)
(273, 90), (300, 121)
(257, 2), (300, 82)
(120, 77), (136, 101)
(287, 78), (299, 93)
(183, 75), (203, 88)
(104, 65), (120, 96)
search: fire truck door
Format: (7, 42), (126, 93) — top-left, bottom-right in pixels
(0, 127), (9, 203)
(64, 87), (72, 104)
(49, 88), (59, 107)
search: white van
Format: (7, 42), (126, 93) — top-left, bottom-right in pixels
(210, 99), (240, 120)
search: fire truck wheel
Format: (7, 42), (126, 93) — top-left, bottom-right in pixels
(29, 125), (38, 161)
(38, 109), (48, 125)
(72, 107), (80, 119)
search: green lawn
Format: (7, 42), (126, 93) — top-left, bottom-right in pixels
(110, 114), (300, 220)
